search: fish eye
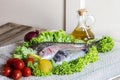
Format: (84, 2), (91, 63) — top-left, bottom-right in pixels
(41, 51), (44, 54)
(53, 55), (61, 62)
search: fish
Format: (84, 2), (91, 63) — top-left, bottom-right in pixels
(31, 42), (87, 60)
(53, 49), (86, 65)
(52, 39), (102, 65)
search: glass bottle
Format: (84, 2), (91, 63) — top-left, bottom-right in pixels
(71, 9), (95, 42)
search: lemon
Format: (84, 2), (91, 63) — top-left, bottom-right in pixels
(38, 59), (52, 73)
(27, 54), (41, 61)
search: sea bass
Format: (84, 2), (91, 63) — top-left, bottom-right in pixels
(31, 42), (87, 60)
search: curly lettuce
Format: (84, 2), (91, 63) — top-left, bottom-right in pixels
(13, 46), (37, 59)
(23, 30), (73, 47)
(97, 36), (114, 53)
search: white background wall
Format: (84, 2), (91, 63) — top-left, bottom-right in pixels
(0, 0), (120, 40)
(0, 0), (64, 30)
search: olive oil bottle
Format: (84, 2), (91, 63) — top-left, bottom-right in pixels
(71, 9), (94, 42)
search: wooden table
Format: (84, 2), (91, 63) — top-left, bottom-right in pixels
(0, 22), (41, 46)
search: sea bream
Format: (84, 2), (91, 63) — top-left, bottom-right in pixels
(53, 49), (86, 65)
(31, 42), (87, 60)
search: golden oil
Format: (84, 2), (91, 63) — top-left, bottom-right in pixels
(71, 26), (94, 42)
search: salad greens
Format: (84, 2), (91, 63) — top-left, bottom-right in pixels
(84, 46), (99, 63)
(23, 30), (73, 47)
(13, 46), (37, 59)
(97, 36), (114, 53)
(53, 61), (72, 75)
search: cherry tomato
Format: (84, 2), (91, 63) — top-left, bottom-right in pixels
(13, 60), (25, 70)
(12, 70), (22, 80)
(26, 58), (34, 64)
(3, 64), (10, 68)
(12, 58), (20, 63)
(2, 67), (12, 77)
(7, 58), (20, 67)
(6, 58), (13, 67)
(22, 67), (31, 77)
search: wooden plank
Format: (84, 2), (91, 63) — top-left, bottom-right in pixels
(0, 26), (26, 41)
(0, 23), (36, 46)
(0, 23), (20, 35)
(0, 27), (30, 43)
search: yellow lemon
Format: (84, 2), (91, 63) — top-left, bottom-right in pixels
(38, 59), (52, 73)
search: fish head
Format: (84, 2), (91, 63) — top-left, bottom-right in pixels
(53, 50), (69, 62)
(39, 46), (60, 60)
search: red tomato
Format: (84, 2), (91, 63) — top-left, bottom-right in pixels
(2, 67), (12, 77)
(12, 58), (20, 63)
(13, 60), (25, 70)
(22, 67), (31, 77)
(7, 58), (20, 67)
(12, 70), (22, 80)
(3, 64), (10, 67)
(6, 58), (13, 67)
(26, 58), (34, 64)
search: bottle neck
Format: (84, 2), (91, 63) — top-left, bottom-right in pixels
(78, 15), (87, 28)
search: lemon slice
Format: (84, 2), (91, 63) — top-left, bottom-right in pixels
(27, 54), (41, 61)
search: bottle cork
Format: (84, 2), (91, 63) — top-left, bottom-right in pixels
(78, 9), (87, 16)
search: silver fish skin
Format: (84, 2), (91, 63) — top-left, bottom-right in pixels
(31, 42), (85, 51)
(53, 49), (86, 65)
(31, 42), (86, 60)
(39, 44), (86, 60)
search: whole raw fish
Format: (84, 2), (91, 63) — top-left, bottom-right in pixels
(31, 42), (86, 60)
